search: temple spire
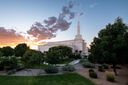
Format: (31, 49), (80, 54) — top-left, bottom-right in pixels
(75, 20), (82, 40)
(77, 20), (80, 35)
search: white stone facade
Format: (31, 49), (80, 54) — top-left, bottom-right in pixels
(38, 21), (88, 55)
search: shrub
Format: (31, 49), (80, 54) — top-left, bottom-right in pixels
(105, 71), (115, 82)
(44, 65), (58, 73)
(62, 64), (75, 72)
(89, 72), (97, 78)
(98, 66), (104, 72)
(103, 64), (109, 69)
(89, 69), (94, 73)
(82, 62), (94, 68)
(7, 69), (16, 75)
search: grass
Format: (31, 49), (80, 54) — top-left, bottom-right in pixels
(0, 73), (96, 85)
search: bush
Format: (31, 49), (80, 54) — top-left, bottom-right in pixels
(89, 69), (94, 73)
(62, 64), (75, 72)
(44, 65), (58, 73)
(98, 66), (104, 72)
(103, 64), (109, 69)
(89, 72), (97, 78)
(105, 71), (115, 82)
(82, 62), (94, 68)
(7, 69), (16, 75)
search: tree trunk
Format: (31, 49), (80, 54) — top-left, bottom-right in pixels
(113, 64), (117, 76)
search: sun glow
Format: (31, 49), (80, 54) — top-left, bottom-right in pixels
(0, 41), (47, 50)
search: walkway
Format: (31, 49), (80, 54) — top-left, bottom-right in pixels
(76, 66), (128, 85)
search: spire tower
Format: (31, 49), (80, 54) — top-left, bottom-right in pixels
(77, 20), (80, 35)
(75, 21), (82, 40)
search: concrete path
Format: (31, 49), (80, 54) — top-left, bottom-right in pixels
(11, 59), (83, 76)
(11, 69), (44, 76)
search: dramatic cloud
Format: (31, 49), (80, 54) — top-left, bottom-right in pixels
(0, 1), (79, 47)
(27, 22), (56, 42)
(27, 1), (76, 43)
(44, 17), (57, 26)
(0, 27), (27, 47)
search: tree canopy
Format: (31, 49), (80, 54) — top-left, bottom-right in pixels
(1, 46), (14, 57)
(14, 43), (29, 57)
(45, 46), (72, 64)
(88, 17), (128, 75)
(0, 51), (3, 57)
(48, 46), (72, 59)
(22, 50), (44, 68)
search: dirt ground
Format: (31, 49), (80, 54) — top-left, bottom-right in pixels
(76, 66), (128, 85)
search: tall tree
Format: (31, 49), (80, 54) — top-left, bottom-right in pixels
(14, 43), (29, 57)
(89, 17), (128, 75)
(1, 46), (14, 57)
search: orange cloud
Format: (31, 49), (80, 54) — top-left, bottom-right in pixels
(0, 27), (27, 47)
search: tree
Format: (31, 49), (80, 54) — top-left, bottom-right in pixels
(48, 46), (72, 59)
(45, 46), (72, 64)
(0, 51), (3, 57)
(22, 50), (44, 68)
(0, 56), (17, 70)
(45, 50), (61, 64)
(89, 17), (128, 75)
(14, 43), (29, 57)
(31, 51), (44, 65)
(1, 46), (14, 57)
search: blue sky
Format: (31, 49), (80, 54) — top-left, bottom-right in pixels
(0, 0), (128, 47)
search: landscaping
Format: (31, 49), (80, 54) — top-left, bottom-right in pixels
(0, 18), (128, 85)
(0, 73), (96, 85)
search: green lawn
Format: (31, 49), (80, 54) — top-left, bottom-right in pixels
(0, 73), (96, 85)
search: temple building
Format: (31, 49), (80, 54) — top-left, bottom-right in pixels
(38, 21), (88, 55)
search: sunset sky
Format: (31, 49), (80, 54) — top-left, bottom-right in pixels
(0, 0), (128, 49)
